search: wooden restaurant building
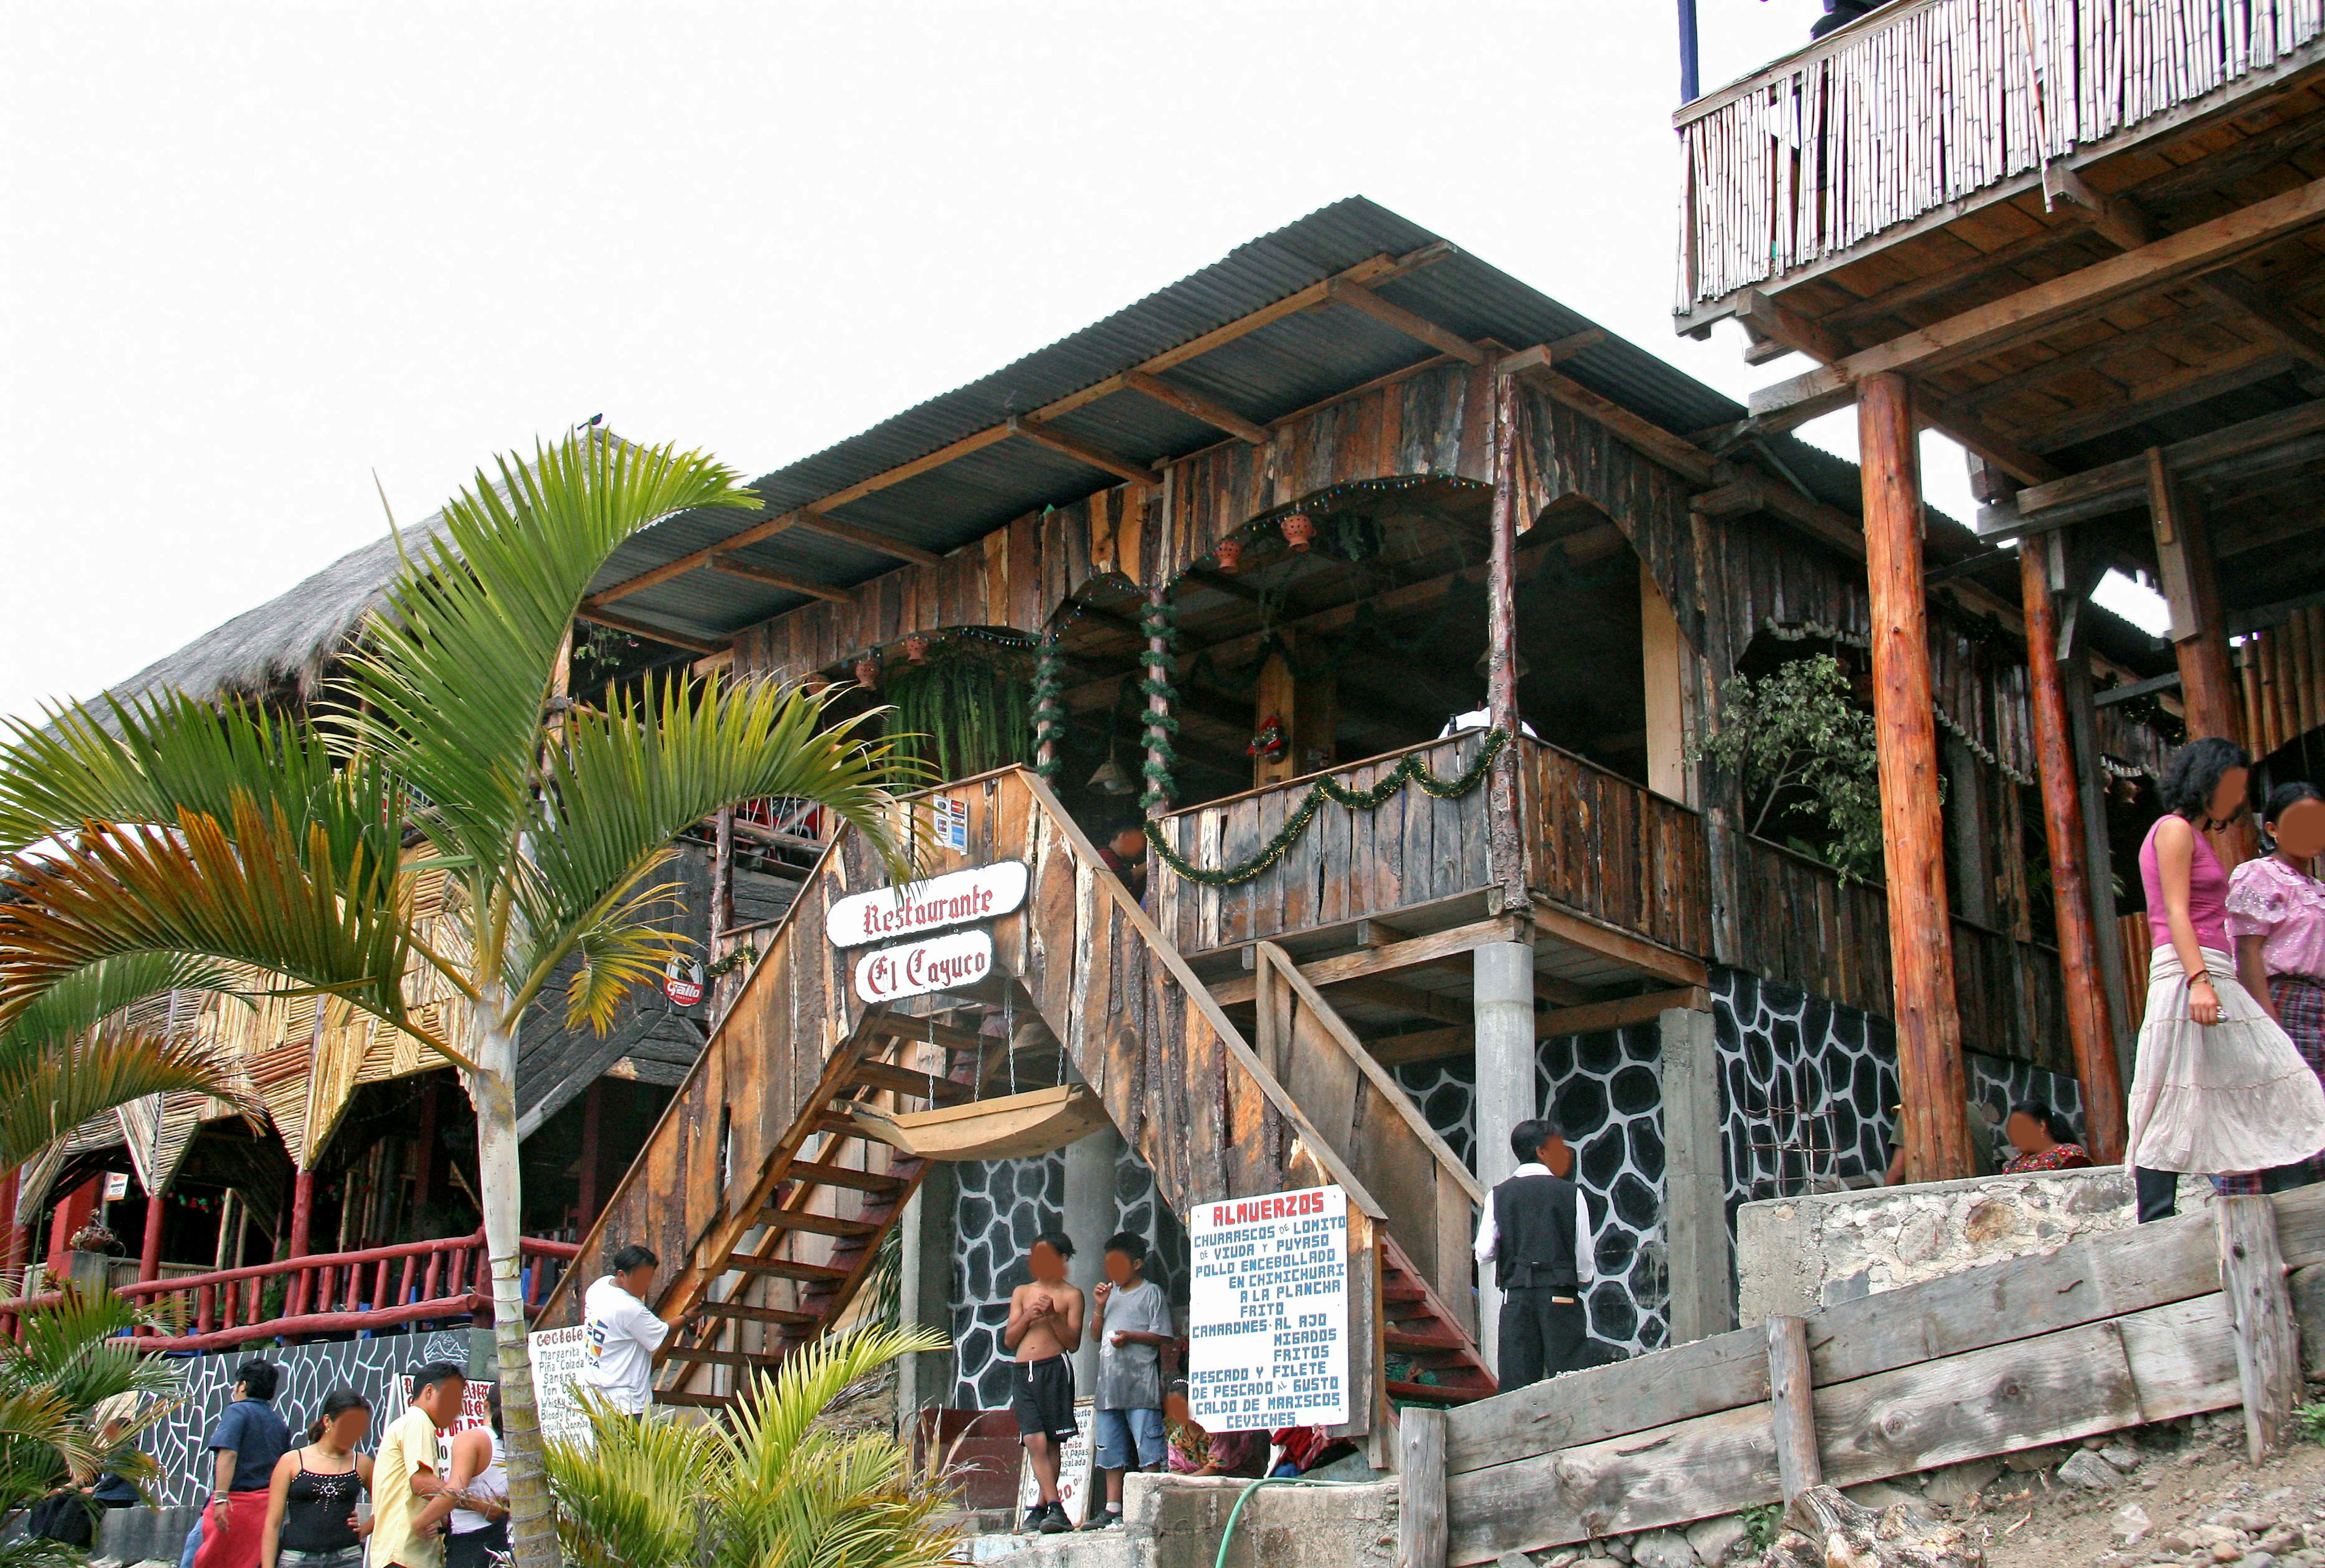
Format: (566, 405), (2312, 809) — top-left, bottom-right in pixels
(1672, 0), (2325, 1186)
(525, 197), (2184, 1429)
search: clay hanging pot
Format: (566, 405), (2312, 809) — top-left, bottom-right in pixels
(854, 654), (881, 690)
(903, 634), (931, 664)
(1281, 511), (1316, 552)
(1215, 536), (1244, 574)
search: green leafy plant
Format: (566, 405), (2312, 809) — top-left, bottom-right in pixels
(883, 641), (1033, 784)
(0, 431), (926, 1568)
(1689, 653), (1889, 884)
(1738, 1500), (1784, 1552)
(2297, 1399), (2325, 1446)
(546, 1322), (957, 1568)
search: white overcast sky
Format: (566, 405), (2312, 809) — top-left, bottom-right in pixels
(1, 1), (2061, 722)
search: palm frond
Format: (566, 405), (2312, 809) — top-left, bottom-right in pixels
(332, 436), (755, 901)
(0, 1027), (259, 1172)
(0, 691), (401, 880)
(722, 1322), (948, 1486)
(0, 1291), (183, 1411)
(559, 855), (688, 1033)
(715, 1433), (960, 1568)
(0, 801), (420, 1051)
(543, 1390), (717, 1568)
(507, 676), (924, 1019)
(0, 952), (245, 1052)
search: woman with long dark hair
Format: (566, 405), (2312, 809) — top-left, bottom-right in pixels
(2128, 740), (2325, 1219)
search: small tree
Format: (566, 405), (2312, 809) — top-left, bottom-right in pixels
(1690, 653), (1887, 883)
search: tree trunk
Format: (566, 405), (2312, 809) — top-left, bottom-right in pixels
(1763, 1485), (1984, 1568)
(470, 1003), (555, 1568)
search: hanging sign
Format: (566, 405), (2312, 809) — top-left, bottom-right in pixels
(662, 959), (704, 1007)
(853, 929), (994, 1004)
(1185, 1185), (1350, 1430)
(825, 861), (1028, 949)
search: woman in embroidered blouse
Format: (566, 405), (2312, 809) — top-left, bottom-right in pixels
(2126, 740), (2325, 1222)
(2226, 781), (2325, 1190)
(1999, 1103), (2094, 1174)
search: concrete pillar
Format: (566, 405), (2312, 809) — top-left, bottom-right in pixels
(1472, 941), (1537, 1374)
(894, 1161), (958, 1428)
(1062, 1122), (1125, 1391)
(1658, 1005), (1732, 1343)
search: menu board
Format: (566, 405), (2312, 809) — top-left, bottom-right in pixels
(1184, 1185), (1349, 1429)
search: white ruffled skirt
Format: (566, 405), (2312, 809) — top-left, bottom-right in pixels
(2126, 945), (2325, 1174)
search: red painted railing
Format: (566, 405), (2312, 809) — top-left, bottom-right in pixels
(0, 1232), (580, 1352)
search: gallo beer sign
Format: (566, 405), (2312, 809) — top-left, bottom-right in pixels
(825, 862), (1028, 949)
(854, 929), (993, 1004)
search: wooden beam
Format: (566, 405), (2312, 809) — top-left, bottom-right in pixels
(705, 555), (854, 603)
(1206, 915), (1526, 1006)
(1537, 986), (1710, 1038)
(587, 243), (1450, 608)
(787, 508), (945, 568)
(1489, 331), (1608, 377)
(1006, 415), (1159, 486)
(2194, 269), (2325, 371)
(1528, 903), (1706, 988)
(2010, 398), (2325, 530)
(1327, 977), (1469, 1026)
(1121, 371), (1269, 445)
(2010, 344), (2295, 453)
(1750, 175), (2325, 422)
(573, 607), (725, 656)
(1327, 278), (1489, 365)
(2043, 163), (2152, 251)
(1514, 365), (1716, 483)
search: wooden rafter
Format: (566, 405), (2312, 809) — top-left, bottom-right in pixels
(1121, 371), (1268, 444)
(1327, 278), (1489, 364)
(1749, 174), (2325, 423)
(787, 508), (944, 568)
(2002, 398), (2325, 532)
(575, 606), (725, 656)
(705, 556), (854, 603)
(1006, 415), (1158, 486)
(586, 244), (1454, 610)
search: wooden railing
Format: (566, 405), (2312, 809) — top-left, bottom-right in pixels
(1675, 0), (2325, 315)
(1152, 734), (1499, 956)
(0, 1233), (580, 1352)
(1517, 739), (1710, 958)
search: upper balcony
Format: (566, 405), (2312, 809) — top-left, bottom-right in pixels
(1675, 0), (2325, 334)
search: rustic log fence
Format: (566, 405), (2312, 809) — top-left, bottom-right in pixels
(1399, 1185), (2325, 1568)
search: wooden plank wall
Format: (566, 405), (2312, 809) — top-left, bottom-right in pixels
(1436, 1184), (2325, 1565)
(1152, 735), (1498, 956)
(540, 766), (1395, 1330)
(1519, 739), (1712, 956)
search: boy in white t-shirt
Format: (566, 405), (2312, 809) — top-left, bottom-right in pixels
(581, 1245), (695, 1415)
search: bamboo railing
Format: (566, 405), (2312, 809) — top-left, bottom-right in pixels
(1675, 0), (2325, 314)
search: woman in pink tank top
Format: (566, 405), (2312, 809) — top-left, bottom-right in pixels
(2127, 739), (2325, 1220)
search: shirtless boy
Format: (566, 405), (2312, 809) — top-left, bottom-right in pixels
(1004, 1230), (1085, 1534)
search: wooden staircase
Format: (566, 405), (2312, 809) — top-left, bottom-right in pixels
(539, 767), (1495, 1423)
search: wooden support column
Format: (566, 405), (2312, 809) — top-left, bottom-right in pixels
(2218, 1194), (2299, 1460)
(1767, 1314), (1823, 1503)
(1397, 1406), (1448, 1568)
(2060, 644), (2138, 1087)
(713, 806), (736, 934)
(286, 1167), (315, 1314)
(213, 1190), (238, 1273)
(2020, 544), (2128, 1163)
(1144, 582), (1175, 815)
(1486, 371), (1528, 912)
(1642, 563), (1689, 803)
(2148, 452), (2257, 865)
(138, 1190), (167, 1284)
(1858, 374), (1973, 1182)
(1660, 1003), (1732, 1343)
(576, 1080), (606, 1233)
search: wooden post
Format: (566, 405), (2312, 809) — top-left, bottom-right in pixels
(1642, 563), (1689, 802)
(1858, 374), (1973, 1181)
(45, 1175), (99, 1279)
(138, 1190), (167, 1284)
(1485, 371), (1528, 913)
(287, 1166), (315, 1314)
(1661, 1005), (1733, 1342)
(577, 1080), (606, 1234)
(713, 805), (736, 935)
(1767, 1313), (1823, 1502)
(213, 1190), (238, 1273)
(2019, 544), (2128, 1163)
(2148, 449), (2258, 864)
(1396, 1406), (1448, 1568)
(2218, 1194), (2300, 1460)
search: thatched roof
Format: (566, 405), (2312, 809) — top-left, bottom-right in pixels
(105, 510), (455, 708)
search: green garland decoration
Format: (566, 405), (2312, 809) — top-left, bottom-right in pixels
(703, 943), (758, 980)
(1138, 595), (1181, 812)
(1144, 729), (1508, 887)
(1032, 633), (1067, 782)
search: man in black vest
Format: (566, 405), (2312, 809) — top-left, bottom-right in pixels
(1474, 1116), (1598, 1388)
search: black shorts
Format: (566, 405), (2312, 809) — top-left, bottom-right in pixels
(447, 1522), (509, 1568)
(1009, 1354), (1077, 1444)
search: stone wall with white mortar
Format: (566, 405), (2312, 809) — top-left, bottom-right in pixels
(1735, 1166), (2215, 1322)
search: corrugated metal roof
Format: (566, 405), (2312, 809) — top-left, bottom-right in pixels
(596, 196), (1778, 639)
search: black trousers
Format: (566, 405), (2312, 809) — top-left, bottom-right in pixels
(1497, 1288), (1590, 1389)
(2134, 1165), (2180, 1222)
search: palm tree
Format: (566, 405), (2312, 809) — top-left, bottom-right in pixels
(0, 952), (256, 1170)
(0, 433), (922, 1568)
(546, 1322), (958, 1568)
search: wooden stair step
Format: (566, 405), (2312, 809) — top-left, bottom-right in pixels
(1385, 1328), (1471, 1352)
(785, 1160), (908, 1194)
(1386, 1379), (1488, 1405)
(1382, 1283), (1428, 1303)
(722, 1254), (852, 1283)
(652, 1389), (733, 1409)
(666, 1346), (780, 1369)
(850, 1060), (975, 1102)
(754, 1208), (879, 1238)
(698, 1300), (816, 1327)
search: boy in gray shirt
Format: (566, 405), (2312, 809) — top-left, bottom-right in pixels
(1082, 1231), (1172, 1530)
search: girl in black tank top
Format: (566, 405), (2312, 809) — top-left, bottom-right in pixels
(261, 1388), (374, 1568)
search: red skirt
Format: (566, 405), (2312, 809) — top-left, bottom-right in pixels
(192, 1493), (265, 1568)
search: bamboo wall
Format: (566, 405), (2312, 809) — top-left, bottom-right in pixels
(2238, 605), (2325, 757)
(1675, 0), (2325, 312)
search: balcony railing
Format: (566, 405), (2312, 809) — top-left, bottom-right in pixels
(1676, 0), (2325, 316)
(0, 1231), (581, 1353)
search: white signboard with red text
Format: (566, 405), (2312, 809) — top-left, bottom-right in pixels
(825, 861), (1027, 949)
(852, 929), (994, 1004)
(1185, 1185), (1350, 1430)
